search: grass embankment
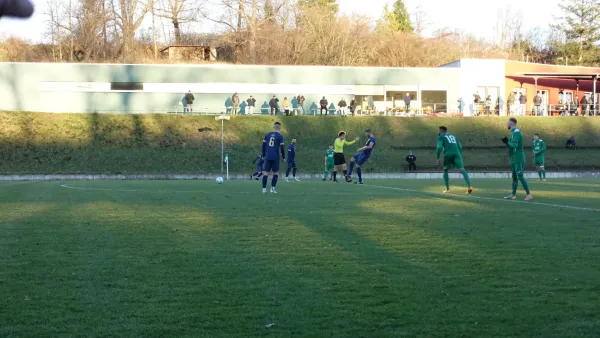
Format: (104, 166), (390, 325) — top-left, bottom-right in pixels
(1, 112), (599, 174)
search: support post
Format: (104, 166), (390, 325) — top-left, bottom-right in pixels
(221, 120), (225, 175)
(594, 76), (598, 116)
(383, 89), (387, 116)
(214, 115), (231, 176)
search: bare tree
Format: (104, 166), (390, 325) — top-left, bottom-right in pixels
(74, 0), (111, 60)
(156, 0), (202, 44)
(412, 4), (428, 36)
(494, 5), (523, 50)
(204, 0), (288, 63)
(113, 0), (152, 61)
(45, 0), (65, 61)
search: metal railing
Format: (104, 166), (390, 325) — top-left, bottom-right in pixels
(473, 102), (501, 116)
(507, 104), (599, 116)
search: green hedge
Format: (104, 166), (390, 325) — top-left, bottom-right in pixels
(1, 112), (599, 174)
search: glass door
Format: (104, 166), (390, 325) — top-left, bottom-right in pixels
(540, 90), (549, 116)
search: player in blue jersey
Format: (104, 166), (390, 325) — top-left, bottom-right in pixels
(261, 122), (286, 194)
(346, 129), (376, 185)
(250, 155), (264, 180)
(285, 139), (300, 182)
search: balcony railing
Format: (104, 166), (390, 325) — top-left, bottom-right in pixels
(506, 104), (599, 116)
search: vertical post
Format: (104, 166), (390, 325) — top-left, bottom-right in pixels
(226, 154), (229, 180)
(383, 89), (387, 116)
(594, 76), (598, 116)
(221, 119), (224, 174)
(576, 79), (580, 115)
(534, 77), (538, 93)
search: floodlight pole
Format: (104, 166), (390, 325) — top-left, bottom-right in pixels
(215, 116), (231, 176)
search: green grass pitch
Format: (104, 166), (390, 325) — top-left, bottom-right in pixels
(1, 179), (600, 337)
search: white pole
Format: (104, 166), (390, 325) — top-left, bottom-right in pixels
(221, 119), (224, 174)
(226, 157), (229, 180)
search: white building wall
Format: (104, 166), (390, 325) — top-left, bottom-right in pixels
(456, 59), (506, 116)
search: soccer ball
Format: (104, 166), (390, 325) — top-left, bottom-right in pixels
(216, 177), (224, 184)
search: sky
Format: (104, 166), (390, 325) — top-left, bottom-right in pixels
(0, 0), (562, 43)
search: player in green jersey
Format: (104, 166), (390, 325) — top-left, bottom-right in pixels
(533, 133), (547, 182)
(502, 118), (533, 201)
(436, 126), (473, 194)
(323, 144), (335, 181)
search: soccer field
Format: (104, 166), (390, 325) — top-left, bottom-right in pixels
(2, 179), (600, 337)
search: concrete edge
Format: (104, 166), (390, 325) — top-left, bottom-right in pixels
(0, 172), (598, 181)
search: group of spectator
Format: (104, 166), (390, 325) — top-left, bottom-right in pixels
(474, 90), (597, 116)
(506, 91), (528, 116)
(318, 96), (358, 116)
(473, 91), (498, 116)
(183, 91), (364, 116)
(238, 94), (362, 116)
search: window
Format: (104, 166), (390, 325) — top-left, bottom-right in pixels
(421, 90), (447, 113)
(110, 82), (143, 91)
(558, 90), (573, 104)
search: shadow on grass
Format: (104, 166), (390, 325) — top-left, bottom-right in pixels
(3, 180), (600, 336)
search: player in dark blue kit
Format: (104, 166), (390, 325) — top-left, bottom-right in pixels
(346, 129), (376, 185)
(250, 155), (264, 180)
(285, 138), (300, 182)
(262, 122), (286, 194)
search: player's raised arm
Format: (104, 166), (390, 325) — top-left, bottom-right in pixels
(344, 137), (358, 146)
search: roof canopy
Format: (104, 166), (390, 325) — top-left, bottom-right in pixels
(518, 72), (599, 80)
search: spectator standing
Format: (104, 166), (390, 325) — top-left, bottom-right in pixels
(507, 91), (516, 115)
(232, 92), (240, 115)
(404, 93), (412, 113)
(184, 90), (195, 113)
(282, 97), (290, 116)
(581, 95), (589, 116)
(367, 96), (374, 110)
(574, 95), (579, 115)
(406, 151), (417, 171)
(533, 91), (543, 116)
(320, 96), (328, 115)
(519, 92), (527, 116)
(269, 95), (279, 115)
(473, 91), (481, 115)
(484, 95), (492, 115)
(246, 96), (256, 115)
(297, 94), (305, 114)
(338, 97), (348, 116)
(350, 96), (357, 116)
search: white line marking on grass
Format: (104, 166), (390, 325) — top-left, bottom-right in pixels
(59, 184), (353, 196)
(364, 184), (600, 212)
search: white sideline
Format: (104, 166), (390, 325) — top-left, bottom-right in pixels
(59, 184), (352, 195)
(1, 171), (599, 181)
(363, 184), (600, 212)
